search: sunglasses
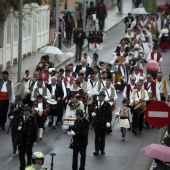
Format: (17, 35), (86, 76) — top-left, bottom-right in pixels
(147, 77), (151, 79)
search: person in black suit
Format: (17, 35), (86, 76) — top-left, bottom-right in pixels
(91, 91), (112, 155)
(75, 59), (93, 79)
(99, 62), (112, 80)
(73, 27), (86, 62)
(124, 13), (134, 33)
(47, 76), (64, 129)
(15, 105), (37, 170)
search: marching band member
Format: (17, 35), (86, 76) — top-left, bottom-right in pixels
(39, 65), (51, 85)
(112, 59), (125, 92)
(144, 74), (160, 129)
(31, 79), (51, 102)
(32, 95), (47, 140)
(123, 76), (136, 101)
(90, 53), (101, 68)
(98, 71), (109, 92)
(0, 71), (15, 130)
(64, 68), (75, 95)
(156, 72), (170, 102)
(130, 82), (149, 135)
(78, 73), (88, 93)
(91, 91), (112, 155)
(8, 96), (24, 155)
(115, 98), (132, 140)
(93, 65), (100, 79)
(47, 76), (64, 129)
(147, 46), (162, 64)
(87, 72), (99, 123)
(128, 65), (146, 84)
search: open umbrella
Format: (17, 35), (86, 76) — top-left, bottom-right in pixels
(39, 46), (63, 55)
(142, 143), (170, 162)
(132, 7), (149, 14)
(60, 9), (76, 14)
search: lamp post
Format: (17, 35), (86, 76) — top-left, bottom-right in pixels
(55, 0), (60, 48)
(17, 0), (23, 83)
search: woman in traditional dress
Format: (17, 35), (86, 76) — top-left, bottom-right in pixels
(159, 26), (170, 51)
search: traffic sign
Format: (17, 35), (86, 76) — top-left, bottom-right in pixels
(145, 101), (170, 128)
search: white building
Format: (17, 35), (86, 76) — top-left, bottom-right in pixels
(0, 3), (50, 70)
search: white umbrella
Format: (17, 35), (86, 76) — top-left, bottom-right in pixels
(39, 46), (63, 55)
(132, 8), (149, 15)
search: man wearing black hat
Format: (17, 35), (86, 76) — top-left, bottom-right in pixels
(65, 109), (89, 170)
(15, 105), (37, 170)
(8, 96), (24, 155)
(91, 91), (112, 155)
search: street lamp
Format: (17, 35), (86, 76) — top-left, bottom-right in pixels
(18, 0), (23, 83)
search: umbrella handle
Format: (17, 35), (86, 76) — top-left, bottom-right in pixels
(53, 34), (57, 46)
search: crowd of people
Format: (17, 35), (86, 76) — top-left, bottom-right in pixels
(0, 2), (170, 170)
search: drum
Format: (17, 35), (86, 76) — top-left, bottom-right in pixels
(134, 103), (146, 114)
(63, 115), (76, 126)
(109, 101), (116, 112)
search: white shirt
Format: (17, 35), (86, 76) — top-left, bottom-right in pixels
(146, 82), (160, 101)
(104, 87), (118, 102)
(122, 84), (135, 98)
(87, 79), (98, 96)
(65, 77), (71, 89)
(98, 101), (104, 107)
(51, 85), (56, 96)
(0, 81), (15, 103)
(147, 52), (162, 63)
(31, 87), (51, 101)
(157, 80), (170, 96)
(130, 89), (149, 104)
(38, 103), (43, 116)
(82, 66), (86, 72)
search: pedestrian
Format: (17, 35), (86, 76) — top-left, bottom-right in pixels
(64, 12), (75, 43)
(96, 1), (107, 31)
(8, 96), (24, 155)
(65, 109), (89, 170)
(153, 159), (170, 170)
(0, 71), (15, 130)
(73, 27), (86, 62)
(25, 152), (48, 170)
(91, 91), (112, 155)
(115, 98), (132, 140)
(15, 105), (37, 170)
(117, 0), (121, 12)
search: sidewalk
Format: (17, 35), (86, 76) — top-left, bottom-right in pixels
(6, 0), (133, 84)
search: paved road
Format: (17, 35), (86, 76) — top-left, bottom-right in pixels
(0, 20), (169, 170)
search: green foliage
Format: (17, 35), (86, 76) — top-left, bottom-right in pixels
(0, 0), (44, 23)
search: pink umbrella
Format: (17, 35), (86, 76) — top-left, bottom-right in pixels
(142, 144), (170, 162)
(146, 60), (158, 71)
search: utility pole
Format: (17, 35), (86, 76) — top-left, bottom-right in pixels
(83, 0), (86, 31)
(17, 0), (23, 83)
(55, 0), (60, 48)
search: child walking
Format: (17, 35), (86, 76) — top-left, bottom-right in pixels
(115, 99), (132, 140)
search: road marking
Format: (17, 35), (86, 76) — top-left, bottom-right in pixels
(148, 111), (168, 118)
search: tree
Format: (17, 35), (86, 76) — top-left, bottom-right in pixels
(0, 0), (46, 24)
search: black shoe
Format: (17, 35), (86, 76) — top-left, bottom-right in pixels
(39, 137), (42, 140)
(48, 122), (52, 127)
(100, 151), (105, 155)
(13, 151), (16, 154)
(132, 131), (137, 135)
(74, 60), (77, 62)
(1, 127), (5, 130)
(138, 132), (142, 135)
(107, 130), (112, 134)
(93, 151), (99, 156)
(53, 125), (56, 129)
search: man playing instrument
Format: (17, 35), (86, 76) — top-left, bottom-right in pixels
(130, 82), (149, 135)
(156, 72), (170, 102)
(91, 91), (112, 155)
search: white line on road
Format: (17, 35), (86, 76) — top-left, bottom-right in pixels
(148, 111), (168, 118)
